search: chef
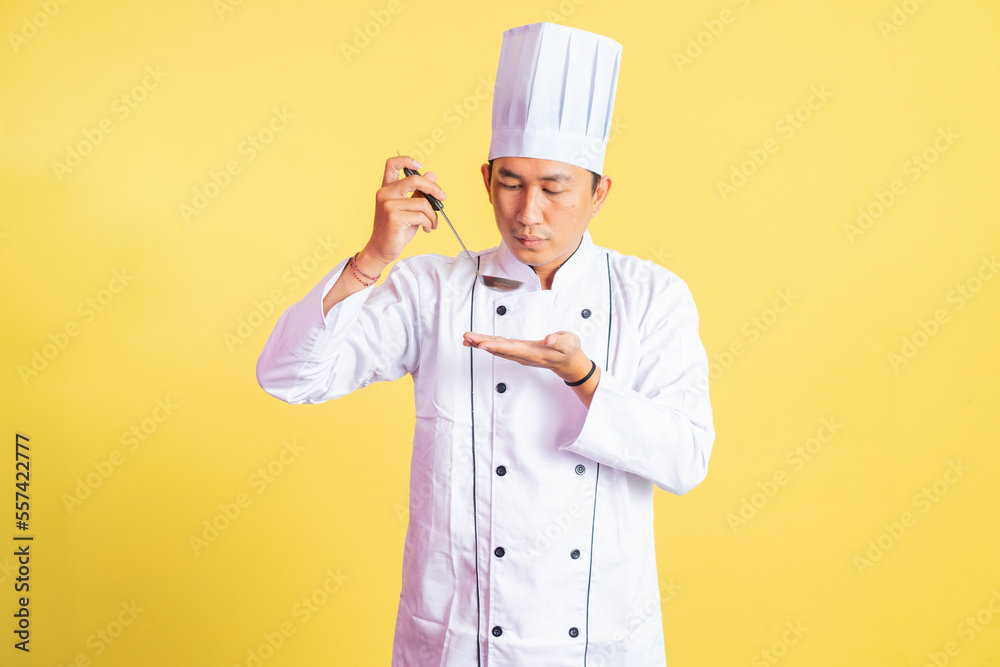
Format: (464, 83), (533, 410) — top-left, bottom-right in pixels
(257, 22), (715, 667)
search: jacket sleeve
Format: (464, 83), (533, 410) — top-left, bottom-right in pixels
(255, 256), (421, 404)
(559, 276), (715, 495)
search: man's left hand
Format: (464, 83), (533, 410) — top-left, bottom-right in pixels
(462, 330), (593, 384)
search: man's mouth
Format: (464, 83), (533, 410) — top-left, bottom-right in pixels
(514, 234), (546, 249)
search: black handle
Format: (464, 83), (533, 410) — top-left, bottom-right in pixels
(402, 166), (444, 212)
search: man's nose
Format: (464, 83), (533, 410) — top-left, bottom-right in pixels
(517, 188), (544, 225)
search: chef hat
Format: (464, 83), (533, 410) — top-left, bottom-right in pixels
(488, 22), (622, 175)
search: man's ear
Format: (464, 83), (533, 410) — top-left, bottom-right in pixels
(591, 175), (613, 219)
(480, 162), (493, 205)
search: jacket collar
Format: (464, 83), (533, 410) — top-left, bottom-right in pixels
(495, 228), (600, 293)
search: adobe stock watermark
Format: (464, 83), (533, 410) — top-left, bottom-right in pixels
(189, 439), (306, 556)
(646, 246), (672, 267)
(878, 0), (931, 40)
(54, 600), (144, 666)
(521, 475), (606, 563)
(750, 620), (809, 667)
(214, 0), (245, 21)
(0, 556), (15, 585)
(673, 0), (757, 72)
(340, 0), (404, 63)
(717, 85), (833, 201)
(726, 417), (842, 533)
(702, 288), (799, 386)
(917, 588), (1000, 667)
(232, 567), (349, 667)
(395, 456), (472, 526)
(613, 251), (670, 290)
(569, 116), (628, 174)
(588, 578), (681, 667)
(223, 236), (339, 352)
(62, 397), (179, 514)
(7, 0), (71, 53)
(179, 107), (295, 224)
(542, 0), (590, 25)
(18, 269), (134, 385)
(843, 126), (958, 243)
(51, 66), (168, 182)
(408, 73), (496, 166)
(887, 255), (997, 373)
(853, 459), (969, 575)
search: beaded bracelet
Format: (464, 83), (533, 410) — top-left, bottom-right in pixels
(349, 252), (381, 287)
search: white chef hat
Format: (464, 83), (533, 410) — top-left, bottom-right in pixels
(488, 22), (623, 175)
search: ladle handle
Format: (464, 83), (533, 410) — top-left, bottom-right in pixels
(402, 166), (444, 211)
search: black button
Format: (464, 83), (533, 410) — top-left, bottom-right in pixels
(496, 382), (507, 393)
(497, 305), (507, 315)
(569, 627), (580, 638)
(492, 626), (503, 637)
(575, 464), (586, 475)
(581, 309), (592, 319)
(496, 465), (507, 476)
(494, 547), (505, 558)
(570, 549), (581, 559)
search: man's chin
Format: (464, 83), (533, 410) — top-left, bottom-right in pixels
(506, 243), (551, 266)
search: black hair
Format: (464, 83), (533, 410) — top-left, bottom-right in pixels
(487, 159), (601, 195)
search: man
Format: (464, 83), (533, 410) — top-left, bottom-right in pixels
(257, 22), (715, 666)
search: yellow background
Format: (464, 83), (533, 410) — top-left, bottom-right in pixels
(2, 0), (998, 665)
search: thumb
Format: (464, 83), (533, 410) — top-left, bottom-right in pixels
(544, 332), (565, 349)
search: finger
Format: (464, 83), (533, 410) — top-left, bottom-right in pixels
(467, 337), (507, 353)
(464, 332), (506, 347)
(392, 173), (447, 203)
(463, 331), (486, 344)
(383, 155), (422, 188)
(480, 337), (532, 356)
(411, 209), (436, 233)
(420, 173), (441, 231)
(546, 331), (580, 353)
(376, 174), (438, 205)
(485, 344), (553, 367)
(463, 335), (504, 351)
(390, 206), (436, 237)
(464, 333), (543, 360)
(385, 198), (438, 230)
(407, 171), (436, 195)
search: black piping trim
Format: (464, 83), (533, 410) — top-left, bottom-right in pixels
(605, 254), (613, 370)
(470, 257), (482, 666)
(583, 253), (613, 665)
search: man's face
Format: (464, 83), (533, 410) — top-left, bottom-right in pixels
(481, 157), (612, 276)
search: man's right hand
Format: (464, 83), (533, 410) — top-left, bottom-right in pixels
(321, 155), (446, 316)
(357, 154), (446, 273)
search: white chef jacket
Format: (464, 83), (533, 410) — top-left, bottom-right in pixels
(256, 228), (715, 667)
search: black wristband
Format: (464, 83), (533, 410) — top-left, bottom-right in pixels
(565, 360), (597, 387)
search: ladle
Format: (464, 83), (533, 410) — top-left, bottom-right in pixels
(402, 165), (522, 292)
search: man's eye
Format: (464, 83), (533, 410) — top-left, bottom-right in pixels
(545, 190), (563, 195)
(501, 183), (520, 190)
